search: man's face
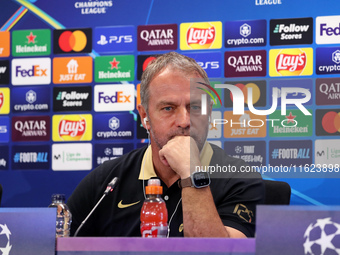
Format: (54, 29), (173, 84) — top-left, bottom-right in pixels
(146, 67), (210, 152)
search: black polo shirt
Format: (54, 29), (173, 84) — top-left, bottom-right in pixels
(67, 143), (264, 237)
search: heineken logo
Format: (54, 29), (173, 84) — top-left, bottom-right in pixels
(95, 55), (134, 82)
(12, 29), (51, 57)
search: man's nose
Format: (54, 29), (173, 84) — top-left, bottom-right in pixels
(176, 107), (190, 128)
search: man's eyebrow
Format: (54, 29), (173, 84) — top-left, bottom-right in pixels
(156, 100), (177, 107)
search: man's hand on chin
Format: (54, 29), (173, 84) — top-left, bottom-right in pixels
(158, 136), (201, 179)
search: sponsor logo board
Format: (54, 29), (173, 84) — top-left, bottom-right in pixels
(94, 113), (134, 140)
(269, 109), (313, 137)
(0, 87), (10, 114)
(316, 47), (340, 75)
(315, 139), (340, 165)
(315, 109), (340, 136)
(53, 28), (92, 54)
(95, 55), (134, 82)
(224, 140), (266, 167)
(269, 48), (313, 77)
(12, 29), (51, 56)
(12, 87), (50, 113)
(0, 116), (10, 143)
(52, 114), (92, 141)
(94, 143), (133, 167)
(12, 116), (50, 142)
(12, 145), (50, 170)
(316, 15), (340, 44)
(0, 60), (10, 84)
(11, 57), (51, 85)
(185, 52), (221, 77)
(316, 78), (340, 105)
(269, 140), (312, 166)
(94, 25), (135, 53)
(138, 24), (177, 51)
(225, 50), (266, 77)
(180, 21), (222, 50)
(270, 18), (313, 45)
(0, 31), (10, 57)
(53, 56), (92, 84)
(53, 86), (92, 112)
(269, 79), (312, 106)
(137, 54), (157, 80)
(94, 84), (134, 112)
(225, 19), (266, 48)
(223, 110), (267, 138)
(224, 80), (266, 108)
(52, 143), (92, 171)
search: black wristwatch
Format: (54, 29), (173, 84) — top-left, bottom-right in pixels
(179, 171), (210, 189)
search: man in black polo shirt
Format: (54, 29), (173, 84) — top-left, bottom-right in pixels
(67, 52), (264, 238)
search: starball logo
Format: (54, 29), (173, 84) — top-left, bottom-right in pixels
(180, 22), (222, 50)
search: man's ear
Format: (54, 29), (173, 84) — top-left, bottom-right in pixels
(137, 104), (149, 130)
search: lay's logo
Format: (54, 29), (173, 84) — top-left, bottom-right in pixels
(269, 48), (313, 77)
(180, 22), (222, 50)
(53, 114), (92, 141)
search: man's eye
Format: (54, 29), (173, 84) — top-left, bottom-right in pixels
(163, 106), (172, 111)
(190, 105), (201, 110)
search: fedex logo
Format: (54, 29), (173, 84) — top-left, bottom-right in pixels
(12, 58), (51, 85)
(94, 84), (134, 112)
(98, 91), (131, 104)
(316, 16), (340, 44)
(15, 65), (47, 77)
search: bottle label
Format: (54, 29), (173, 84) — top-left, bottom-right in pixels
(141, 225), (168, 238)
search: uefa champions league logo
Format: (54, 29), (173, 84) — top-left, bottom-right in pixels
(0, 224), (11, 255)
(304, 217), (340, 255)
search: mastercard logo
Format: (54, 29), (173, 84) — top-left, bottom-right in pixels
(322, 111), (340, 134)
(59, 31), (87, 52)
(143, 56), (156, 71)
(229, 83), (261, 105)
(54, 28), (92, 54)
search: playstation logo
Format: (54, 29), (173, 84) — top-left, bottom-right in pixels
(97, 35), (108, 45)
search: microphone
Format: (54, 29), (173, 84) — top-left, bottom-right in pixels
(73, 177), (119, 237)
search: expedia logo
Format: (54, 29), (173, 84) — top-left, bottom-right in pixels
(180, 22), (222, 50)
(269, 48), (313, 77)
(53, 114), (92, 141)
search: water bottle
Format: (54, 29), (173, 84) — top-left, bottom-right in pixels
(48, 194), (72, 237)
(140, 178), (168, 238)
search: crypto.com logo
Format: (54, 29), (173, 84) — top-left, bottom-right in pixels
(199, 82), (311, 116)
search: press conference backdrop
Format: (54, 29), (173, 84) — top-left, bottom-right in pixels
(0, 0), (339, 207)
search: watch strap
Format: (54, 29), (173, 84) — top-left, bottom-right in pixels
(178, 177), (192, 188)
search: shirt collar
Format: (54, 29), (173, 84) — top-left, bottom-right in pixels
(138, 142), (213, 180)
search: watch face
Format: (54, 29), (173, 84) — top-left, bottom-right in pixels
(192, 172), (210, 188)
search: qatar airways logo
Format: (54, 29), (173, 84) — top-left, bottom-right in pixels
(196, 82), (311, 118)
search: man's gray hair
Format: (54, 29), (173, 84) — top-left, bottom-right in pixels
(140, 52), (209, 113)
